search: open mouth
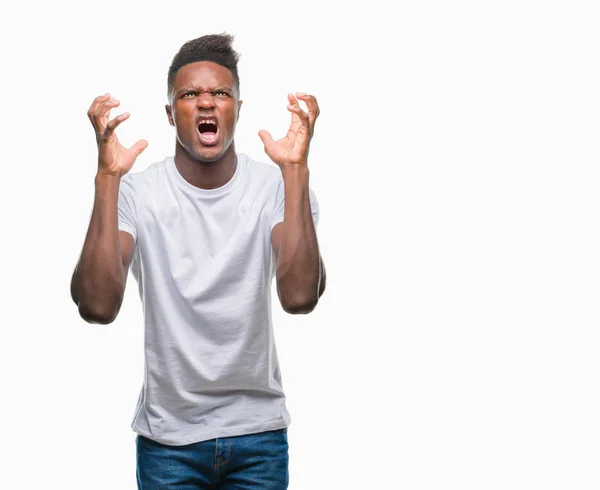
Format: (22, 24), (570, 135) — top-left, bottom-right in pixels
(197, 119), (219, 146)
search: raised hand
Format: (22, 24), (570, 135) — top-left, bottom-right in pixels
(258, 93), (320, 168)
(87, 93), (148, 177)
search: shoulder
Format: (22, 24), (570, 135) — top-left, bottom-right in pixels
(238, 154), (283, 205)
(120, 157), (171, 193)
(239, 153), (283, 195)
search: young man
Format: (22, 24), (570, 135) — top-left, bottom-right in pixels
(70, 34), (325, 489)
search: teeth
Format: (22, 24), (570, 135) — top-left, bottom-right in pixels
(198, 119), (217, 126)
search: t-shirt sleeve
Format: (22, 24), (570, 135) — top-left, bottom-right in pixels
(270, 179), (320, 232)
(118, 175), (138, 243)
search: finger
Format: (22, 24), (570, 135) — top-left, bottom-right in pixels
(90, 98), (121, 132)
(87, 93), (110, 116)
(296, 93), (320, 129)
(129, 139), (149, 158)
(258, 130), (275, 148)
(97, 98), (121, 119)
(104, 112), (130, 136)
(296, 93), (320, 117)
(88, 94), (119, 120)
(287, 103), (310, 129)
(285, 93), (304, 128)
(94, 93), (111, 103)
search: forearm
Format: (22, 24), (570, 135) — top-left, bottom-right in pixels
(275, 166), (321, 313)
(71, 174), (126, 323)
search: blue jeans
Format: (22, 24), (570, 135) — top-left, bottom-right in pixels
(136, 428), (289, 489)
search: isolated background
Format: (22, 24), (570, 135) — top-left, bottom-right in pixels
(1, 0), (599, 488)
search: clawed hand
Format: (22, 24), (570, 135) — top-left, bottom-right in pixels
(258, 93), (320, 168)
(88, 93), (148, 177)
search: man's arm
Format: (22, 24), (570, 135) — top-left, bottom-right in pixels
(271, 167), (325, 314)
(71, 93), (147, 324)
(260, 92), (325, 314)
(70, 177), (135, 324)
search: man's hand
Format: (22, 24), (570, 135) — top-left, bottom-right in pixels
(258, 93), (320, 168)
(87, 93), (148, 177)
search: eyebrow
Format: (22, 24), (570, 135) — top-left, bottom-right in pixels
(175, 86), (234, 96)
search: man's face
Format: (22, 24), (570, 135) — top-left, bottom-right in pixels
(166, 61), (242, 163)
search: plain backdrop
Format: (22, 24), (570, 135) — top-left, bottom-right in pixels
(1, 0), (600, 488)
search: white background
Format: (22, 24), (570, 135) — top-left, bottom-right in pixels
(1, 0), (599, 488)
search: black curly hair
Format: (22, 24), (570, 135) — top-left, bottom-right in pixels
(167, 33), (240, 98)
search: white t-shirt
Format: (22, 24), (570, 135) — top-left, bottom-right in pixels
(117, 153), (319, 446)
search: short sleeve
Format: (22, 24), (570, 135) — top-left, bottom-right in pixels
(118, 174), (138, 244)
(270, 179), (320, 232)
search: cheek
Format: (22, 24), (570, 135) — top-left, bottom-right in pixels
(225, 108), (239, 129)
(174, 103), (193, 119)
(175, 113), (194, 132)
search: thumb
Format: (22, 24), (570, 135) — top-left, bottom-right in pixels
(258, 130), (274, 149)
(130, 139), (149, 158)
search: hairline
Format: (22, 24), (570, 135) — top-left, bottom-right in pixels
(167, 61), (240, 102)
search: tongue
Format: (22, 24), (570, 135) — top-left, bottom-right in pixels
(199, 132), (218, 145)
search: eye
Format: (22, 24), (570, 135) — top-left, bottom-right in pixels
(182, 92), (197, 98)
(215, 91), (230, 97)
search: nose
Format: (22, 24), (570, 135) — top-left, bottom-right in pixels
(196, 93), (215, 110)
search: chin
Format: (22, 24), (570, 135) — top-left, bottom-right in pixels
(198, 151), (225, 164)
(199, 140), (236, 162)
(190, 144), (225, 164)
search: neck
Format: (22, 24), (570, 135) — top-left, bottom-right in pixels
(174, 143), (238, 190)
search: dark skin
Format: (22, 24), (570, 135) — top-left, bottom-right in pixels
(71, 61), (324, 323)
(70, 93), (147, 323)
(166, 61), (242, 189)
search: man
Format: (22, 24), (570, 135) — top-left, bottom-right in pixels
(70, 33), (325, 489)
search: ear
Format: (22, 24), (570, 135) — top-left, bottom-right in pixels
(165, 104), (175, 126)
(236, 99), (243, 122)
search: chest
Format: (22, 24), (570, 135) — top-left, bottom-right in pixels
(133, 189), (275, 292)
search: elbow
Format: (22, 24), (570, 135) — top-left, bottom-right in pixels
(277, 274), (323, 315)
(77, 302), (119, 325)
(281, 294), (319, 315)
(73, 280), (125, 325)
